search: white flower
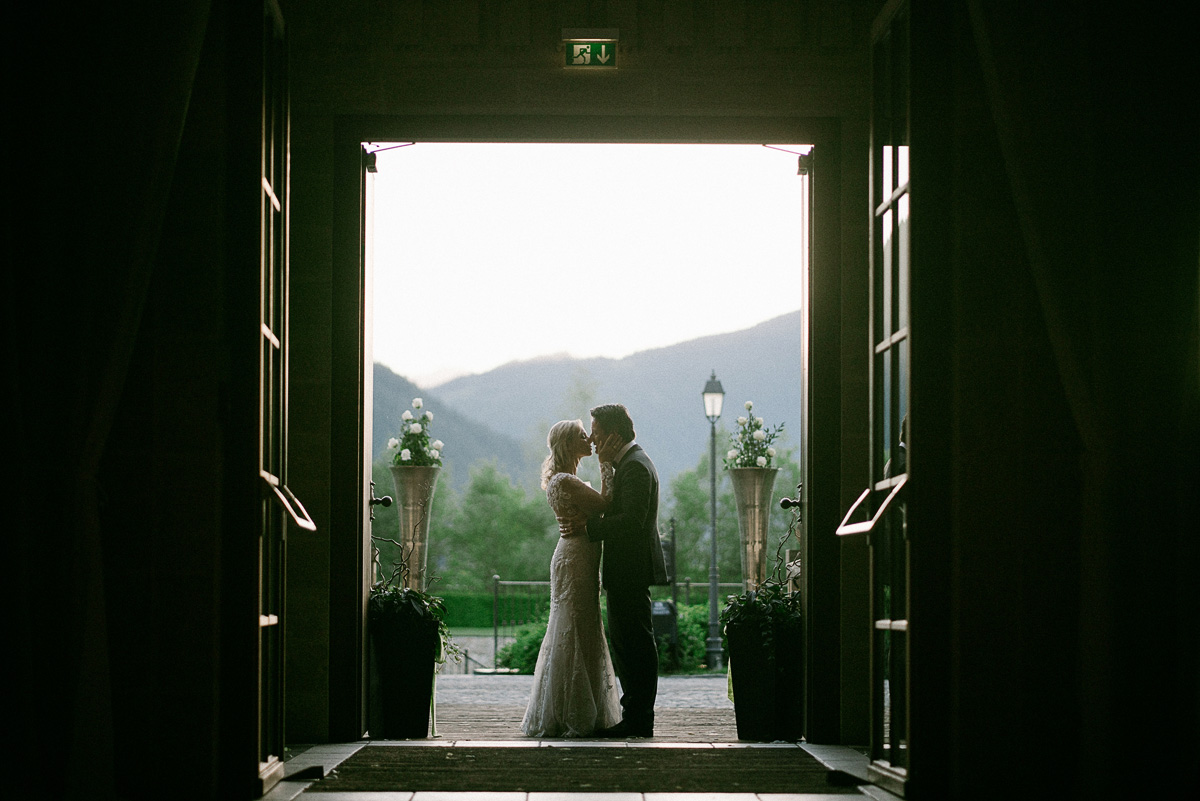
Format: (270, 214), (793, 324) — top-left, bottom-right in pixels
(727, 449), (739, 460)
(402, 410), (413, 421)
(424, 410), (433, 421)
(410, 423), (422, 434)
(753, 429), (767, 441)
(400, 448), (411, 461)
(432, 440), (444, 450)
(737, 416), (748, 426)
(757, 416), (765, 425)
(767, 447), (777, 457)
(756, 455), (768, 467)
(428, 449), (440, 460)
(387, 437), (399, 449)
(745, 401), (753, 410)
(412, 398), (423, 409)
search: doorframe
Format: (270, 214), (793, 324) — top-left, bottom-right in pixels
(327, 114), (851, 742)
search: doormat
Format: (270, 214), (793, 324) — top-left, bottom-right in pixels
(306, 746), (863, 794)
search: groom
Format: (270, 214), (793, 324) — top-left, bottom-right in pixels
(579, 403), (668, 737)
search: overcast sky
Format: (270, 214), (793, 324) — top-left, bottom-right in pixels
(370, 142), (810, 387)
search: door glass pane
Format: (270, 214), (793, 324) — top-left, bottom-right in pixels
(898, 193), (910, 329)
(882, 208), (894, 337)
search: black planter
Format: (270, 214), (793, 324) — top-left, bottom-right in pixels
(726, 618), (804, 742)
(368, 608), (440, 739)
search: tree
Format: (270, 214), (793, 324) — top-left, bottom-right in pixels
(662, 443), (803, 594)
(427, 461), (559, 591)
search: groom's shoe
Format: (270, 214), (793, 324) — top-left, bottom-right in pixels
(594, 718), (653, 738)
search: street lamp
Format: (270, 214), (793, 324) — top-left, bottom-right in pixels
(702, 370), (725, 670)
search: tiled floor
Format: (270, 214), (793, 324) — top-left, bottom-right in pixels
(262, 739), (882, 801)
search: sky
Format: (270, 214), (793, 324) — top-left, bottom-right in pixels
(370, 142), (810, 387)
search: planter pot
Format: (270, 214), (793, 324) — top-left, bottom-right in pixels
(726, 617), (804, 742)
(368, 607), (440, 739)
(729, 467), (779, 592)
(388, 465), (441, 591)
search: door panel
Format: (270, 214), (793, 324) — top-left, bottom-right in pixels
(257, 0), (314, 794)
(838, 0), (911, 794)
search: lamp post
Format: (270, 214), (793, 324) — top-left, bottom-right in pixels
(702, 370), (725, 670)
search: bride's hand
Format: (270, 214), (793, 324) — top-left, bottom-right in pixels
(596, 433), (623, 464)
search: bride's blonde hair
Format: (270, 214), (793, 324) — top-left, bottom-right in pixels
(540, 419), (585, 489)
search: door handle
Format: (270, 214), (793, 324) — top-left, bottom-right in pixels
(779, 481), (804, 510)
(368, 480), (392, 521)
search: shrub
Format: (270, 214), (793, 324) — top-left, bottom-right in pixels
(495, 611), (549, 674)
(437, 591), (495, 628)
(674, 603), (715, 672)
(497, 601), (720, 675)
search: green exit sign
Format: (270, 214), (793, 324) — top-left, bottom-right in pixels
(563, 29), (618, 68)
(565, 41), (617, 68)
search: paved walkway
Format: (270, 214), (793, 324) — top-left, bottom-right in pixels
(436, 673), (735, 708)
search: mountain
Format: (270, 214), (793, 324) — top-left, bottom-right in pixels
(372, 364), (526, 490)
(427, 310), (804, 487)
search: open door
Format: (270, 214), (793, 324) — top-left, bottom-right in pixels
(256, 0), (315, 794)
(837, 0), (911, 794)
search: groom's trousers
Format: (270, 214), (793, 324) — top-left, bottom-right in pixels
(606, 585), (658, 726)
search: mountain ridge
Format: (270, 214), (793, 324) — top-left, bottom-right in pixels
(373, 310), (803, 489)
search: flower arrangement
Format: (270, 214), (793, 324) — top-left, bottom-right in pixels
(388, 397), (444, 467)
(723, 400), (785, 469)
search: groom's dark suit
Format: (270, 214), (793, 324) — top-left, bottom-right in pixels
(587, 443), (668, 733)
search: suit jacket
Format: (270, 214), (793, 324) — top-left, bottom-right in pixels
(587, 444), (669, 592)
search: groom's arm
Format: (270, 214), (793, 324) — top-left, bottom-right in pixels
(587, 460), (652, 544)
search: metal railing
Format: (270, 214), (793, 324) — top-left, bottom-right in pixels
(676, 578), (745, 606)
(491, 576), (552, 668)
(488, 574), (745, 669)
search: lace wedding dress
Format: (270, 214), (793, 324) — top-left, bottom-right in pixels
(521, 472), (622, 737)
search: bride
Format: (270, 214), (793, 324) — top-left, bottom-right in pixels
(521, 419), (622, 737)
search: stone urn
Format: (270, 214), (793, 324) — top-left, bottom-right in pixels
(729, 467), (779, 592)
(387, 465), (441, 591)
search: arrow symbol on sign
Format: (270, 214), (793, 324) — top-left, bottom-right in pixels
(597, 44), (610, 64)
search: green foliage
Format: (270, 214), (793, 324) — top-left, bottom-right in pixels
(662, 445), (802, 593)
(658, 603), (713, 673)
(367, 583), (462, 665)
(495, 610), (550, 674)
(718, 502), (804, 655)
(438, 591), (496, 628)
(373, 459), (559, 593)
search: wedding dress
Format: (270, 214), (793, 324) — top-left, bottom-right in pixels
(521, 472), (622, 737)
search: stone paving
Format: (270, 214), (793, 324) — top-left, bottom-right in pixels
(430, 674), (740, 743)
(435, 674), (734, 709)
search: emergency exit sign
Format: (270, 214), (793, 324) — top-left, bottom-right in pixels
(563, 29), (618, 69)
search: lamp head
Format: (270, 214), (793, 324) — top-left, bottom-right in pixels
(702, 370), (725, 421)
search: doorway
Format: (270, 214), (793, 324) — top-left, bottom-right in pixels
(318, 116), (853, 746)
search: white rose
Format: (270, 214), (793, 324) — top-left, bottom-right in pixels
(737, 416), (748, 426)
(400, 448), (411, 461)
(412, 398), (423, 409)
(387, 437), (399, 449)
(402, 410), (413, 421)
(432, 440), (444, 450)
(429, 449), (440, 460)
(727, 449), (739, 460)
(757, 416), (765, 426)
(753, 429), (767, 441)
(745, 401), (753, 410)
(410, 423), (422, 434)
(756, 456), (768, 467)
(767, 447), (777, 457)
(424, 410), (433, 421)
